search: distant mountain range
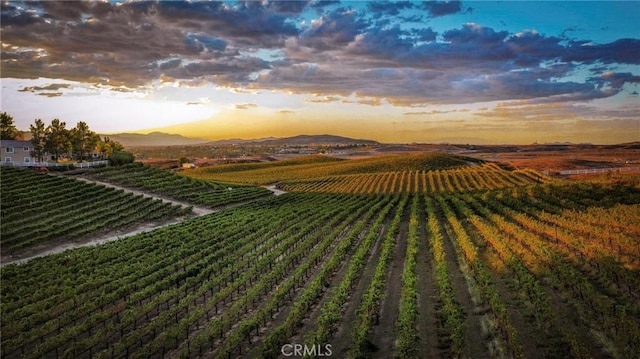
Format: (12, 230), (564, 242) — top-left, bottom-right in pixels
(105, 132), (379, 147)
(103, 132), (210, 147)
(208, 134), (379, 146)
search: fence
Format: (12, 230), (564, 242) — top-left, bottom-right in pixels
(543, 167), (640, 176)
(0, 160), (109, 168)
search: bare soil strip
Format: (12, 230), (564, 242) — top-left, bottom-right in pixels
(437, 210), (491, 359)
(1, 178), (280, 267)
(263, 184), (288, 196)
(541, 284), (609, 358)
(415, 198), (441, 359)
(488, 269), (544, 359)
(330, 224), (389, 357)
(75, 177), (216, 215)
(370, 206), (410, 358)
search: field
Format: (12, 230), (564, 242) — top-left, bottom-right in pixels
(1, 153), (639, 359)
(0, 166), (191, 255)
(87, 162), (271, 208)
(183, 153), (478, 185)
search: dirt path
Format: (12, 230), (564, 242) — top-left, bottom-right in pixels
(370, 212), (408, 359)
(415, 198), (441, 359)
(75, 177), (215, 215)
(1, 178), (280, 267)
(263, 184), (288, 196)
(330, 224), (388, 357)
(436, 208), (491, 359)
(1, 215), (197, 267)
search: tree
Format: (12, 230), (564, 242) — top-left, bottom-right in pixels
(97, 137), (124, 159)
(1, 112), (21, 140)
(45, 119), (71, 162)
(29, 119), (47, 162)
(70, 121), (100, 161)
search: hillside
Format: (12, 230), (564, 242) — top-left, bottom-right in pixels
(205, 134), (379, 146)
(0, 167), (190, 255)
(104, 132), (209, 147)
(3, 167), (639, 358)
(184, 153), (480, 185)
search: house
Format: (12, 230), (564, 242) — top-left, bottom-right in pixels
(1, 140), (34, 166)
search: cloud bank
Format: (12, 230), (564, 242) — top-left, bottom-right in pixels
(1, 0), (638, 108)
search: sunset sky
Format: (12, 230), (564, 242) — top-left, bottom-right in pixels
(1, 0), (639, 144)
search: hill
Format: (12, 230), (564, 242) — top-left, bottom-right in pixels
(104, 132), (209, 147)
(184, 153), (479, 185)
(206, 134), (379, 146)
(259, 134), (379, 146)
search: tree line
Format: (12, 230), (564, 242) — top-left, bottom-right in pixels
(1, 112), (133, 165)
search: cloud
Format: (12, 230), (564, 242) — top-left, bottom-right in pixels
(443, 23), (508, 44)
(186, 97), (211, 106)
(0, 1), (294, 88)
(354, 96), (383, 106)
(412, 28), (438, 42)
(403, 109), (457, 115)
(38, 92), (63, 98)
(184, 33), (228, 52)
(475, 101), (640, 124)
(421, 1), (463, 17)
(347, 25), (415, 59)
(268, 0), (311, 14)
(1, 1), (638, 110)
(563, 39), (640, 64)
(299, 7), (369, 50)
(19, 84), (71, 92)
(0, 2), (43, 26)
(305, 95), (342, 103)
(594, 71), (640, 89)
(235, 103), (258, 110)
(367, 1), (415, 17)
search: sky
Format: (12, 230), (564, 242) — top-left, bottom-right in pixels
(1, 0), (639, 144)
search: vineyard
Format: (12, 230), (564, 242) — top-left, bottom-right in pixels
(86, 162), (271, 208)
(183, 153), (477, 185)
(0, 166), (191, 253)
(2, 154), (640, 359)
(277, 163), (547, 194)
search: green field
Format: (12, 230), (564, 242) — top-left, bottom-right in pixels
(2, 154), (639, 359)
(88, 162), (271, 207)
(0, 167), (191, 253)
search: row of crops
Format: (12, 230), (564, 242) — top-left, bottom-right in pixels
(0, 167), (191, 253)
(277, 163), (547, 194)
(2, 178), (639, 358)
(87, 163), (271, 208)
(183, 153), (477, 185)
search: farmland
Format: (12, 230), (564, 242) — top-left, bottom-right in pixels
(183, 153), (478, 185)
(0, 166), (191, 254)
(1, 153), (639, 359)
(87, 162), (271, 208)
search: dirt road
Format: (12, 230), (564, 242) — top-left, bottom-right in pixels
(1, 178), (286, 267)
(263, 184), (288, 196)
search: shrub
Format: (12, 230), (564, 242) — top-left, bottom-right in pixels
(109, 151), (135, 166)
